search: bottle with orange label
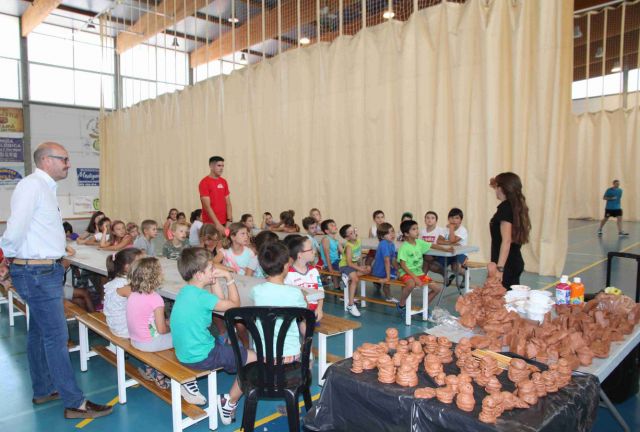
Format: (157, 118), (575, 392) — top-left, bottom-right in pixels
(570, 277), (585, 305)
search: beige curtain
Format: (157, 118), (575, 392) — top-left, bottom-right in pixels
(568, 108), (640, 221)
(101, 0), (573, 276)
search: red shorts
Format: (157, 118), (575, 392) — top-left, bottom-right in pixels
(399, 274), (432, 285)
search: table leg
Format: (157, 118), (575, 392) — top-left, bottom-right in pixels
(599, 389), (630, 432)
(318, 334), (328, 386)
(434, 257), (449, 310)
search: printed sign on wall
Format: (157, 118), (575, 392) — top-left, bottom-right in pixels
(77, 168), (99, 186)
(0, 107), (24, 133)
(0, 137), (23, 162)
(0, 164), (25, 186)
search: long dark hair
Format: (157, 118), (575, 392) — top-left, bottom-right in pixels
(85, 211), (105, 234)
(106, 248), (143, 280)
(495, 172), (531, 245)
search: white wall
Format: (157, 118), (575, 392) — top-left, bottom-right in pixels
(0, 103), (101, 223)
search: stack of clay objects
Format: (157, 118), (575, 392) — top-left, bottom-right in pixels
(351, 351), (364, 373)
(385, 328), (399, 350)
(423, 335), (439, 355)
(393, 352), (405, 368)
(462, 355), (481, 378)
(531, 372), (547, 398)
(435, 385), (455, 404)
(554, 359), (573, 388)
(475, 356), (500, 386)
(396, 339), (410, 355)
(405, 353), (422, 371)
(507, 358), (531, 384)
(358, 343), (384, 370)
(479, 393), (504, 424)
(436, 337), (454, 364)
(485, 376), (502, 395)
(455, 337), (473, 367)
(500, 391), (529, 411)
(434, 372), (447, 386)
(424, 354), (444, 378)
(377, 354), (396, 384)
(396, 363), (419, 387)
(515, 379), (538, 406)
(455, 263), (640, 370)
(411, 340), (425, 361)
(456, 382), (476, 412)
(414, 387), (436, 399)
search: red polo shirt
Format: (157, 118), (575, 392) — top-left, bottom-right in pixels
(199, 176), (229, 225)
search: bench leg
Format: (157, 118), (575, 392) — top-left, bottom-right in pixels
(345, 330), (354, 357)
(464, 268), (471, 294)
(422, 285), (429, 321)
(25, 304), (29, 330)
(405, 293), (412, 326)
(359, 280), (367, 308)
(79, 321), (89, 371)
(8, 289), (14, 326)
(207, 371), (218, 430)
(318, 334), (328, 386)
(116, 346), (127, 404)
(343, 280), (348, 311)
(171, 378), (183, 432)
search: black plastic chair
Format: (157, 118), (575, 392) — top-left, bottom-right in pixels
(224, 306), (316, 432)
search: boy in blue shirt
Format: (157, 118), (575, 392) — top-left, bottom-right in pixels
(251, 242), (308, 362)
(597, 180), (629, 236)
(371, 222), (399, 303)
(171, 247), (257, 425)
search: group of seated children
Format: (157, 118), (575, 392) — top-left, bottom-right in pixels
(102, 233), (320, 425)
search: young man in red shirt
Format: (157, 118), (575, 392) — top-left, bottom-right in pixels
(199, 156), (233, 234)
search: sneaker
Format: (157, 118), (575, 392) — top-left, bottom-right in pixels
(181, 381), (207, 405)
(217, 394), (237, 425)
(385, 297), (400, 303)
(396, 303), (406, 315)
(596, 230), (603, 236)
(619, 231), (629, 236)
(346, 303), (361, 317)
(446, 274), (456, 287)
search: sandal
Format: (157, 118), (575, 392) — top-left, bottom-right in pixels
(138, 366), (171, 390)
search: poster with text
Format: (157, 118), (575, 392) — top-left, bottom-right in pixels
(0, 137), (24, 162)
(0, 107), (24, 133)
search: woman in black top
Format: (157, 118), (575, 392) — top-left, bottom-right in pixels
(489, 172), (531, 289)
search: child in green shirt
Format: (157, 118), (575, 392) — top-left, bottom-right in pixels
(338, 224), (371, 317)
(397, 220), (442, 313)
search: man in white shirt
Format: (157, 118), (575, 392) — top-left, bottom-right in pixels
(0, 142), (112, 420)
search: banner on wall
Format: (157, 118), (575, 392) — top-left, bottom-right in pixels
(0, 108), (24, 133)
(73, 196), (99, 214)
(0, 137), (23, 162)
(76, 168), (99, 186)
(0, 163), (25, 186)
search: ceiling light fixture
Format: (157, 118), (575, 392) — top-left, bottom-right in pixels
(87, 19), (96, 29)
(611, 61), (621, 73)
(594, 46), (603, 58)
(228, 17), (239, 24)
(172, 37), (179, 47)
(299, 37), (311, 45)
(574, 25), (582, 39)
(382, 10), (395, 19)
(240, 52), (247, 63)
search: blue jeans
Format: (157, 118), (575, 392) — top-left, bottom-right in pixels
(10, 262), (84, 409)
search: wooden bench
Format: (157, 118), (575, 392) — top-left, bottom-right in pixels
(76, 312), (219, 432)
(314, 313), (360, 385)
(319, 269), (430, 326)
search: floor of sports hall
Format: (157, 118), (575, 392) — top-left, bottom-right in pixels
(0, 219), (638, 432)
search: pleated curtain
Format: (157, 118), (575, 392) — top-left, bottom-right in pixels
(101, 0), (574, 276)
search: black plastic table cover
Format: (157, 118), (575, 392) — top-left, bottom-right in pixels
(304, 346), (599, 432)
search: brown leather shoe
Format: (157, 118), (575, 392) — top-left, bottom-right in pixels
(32, 392), (60, 405)
(64, 400), (113, 419)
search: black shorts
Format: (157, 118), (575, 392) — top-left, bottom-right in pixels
(604, 209), (623, 218)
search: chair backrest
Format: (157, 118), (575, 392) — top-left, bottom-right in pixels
(224, 306), (315, 391)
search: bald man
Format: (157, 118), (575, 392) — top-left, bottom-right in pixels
(0, 142), (113, 419)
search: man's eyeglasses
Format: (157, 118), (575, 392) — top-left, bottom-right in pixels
(48, 155), (70, 164)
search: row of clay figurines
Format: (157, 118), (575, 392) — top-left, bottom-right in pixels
(350, 330), (573, 424)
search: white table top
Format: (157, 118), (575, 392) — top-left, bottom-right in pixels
(427, 322), (640, 381)
(66, 243), (323, 304)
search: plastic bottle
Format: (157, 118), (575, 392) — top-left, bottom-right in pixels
(555, 275), (571, 305)
(570, 277), (585, 305)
